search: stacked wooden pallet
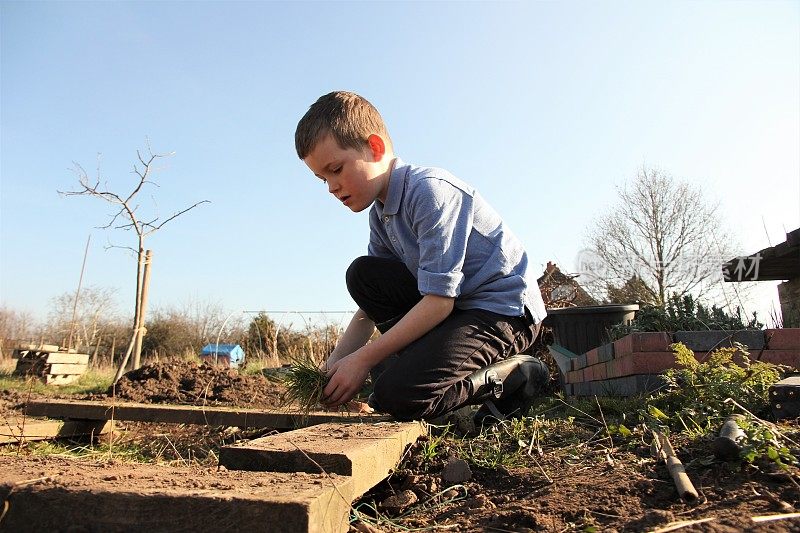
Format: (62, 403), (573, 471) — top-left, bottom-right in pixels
(13, 345), (89, 385)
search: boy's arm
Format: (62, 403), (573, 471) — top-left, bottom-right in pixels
(324, 308), (375, 369)
(323, 293), (454, 407)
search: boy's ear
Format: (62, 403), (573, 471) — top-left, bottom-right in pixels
(366, 134), (386, 161)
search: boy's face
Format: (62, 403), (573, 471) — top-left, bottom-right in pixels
(303, 133), (391, 213)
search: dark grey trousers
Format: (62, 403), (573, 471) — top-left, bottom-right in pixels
(345, 256), (541, 421)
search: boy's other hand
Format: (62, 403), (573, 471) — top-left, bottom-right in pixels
(322, 350), (371, 408)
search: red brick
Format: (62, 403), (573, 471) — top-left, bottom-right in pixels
(605, 360), (617, 379)
(586, 348), (600, 366)
(759, 350), (800, 369)
(593, 362), (608, 381)
(631, 332), (673, 352)
(584, 365), (596, 382)
(613, 335), (633, 358)
(566, 369), (581, 384)
(614, 352), (676, 377)
(766, 329), (800, 350)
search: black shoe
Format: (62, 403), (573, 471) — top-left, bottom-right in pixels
(469, 355), (549, 426)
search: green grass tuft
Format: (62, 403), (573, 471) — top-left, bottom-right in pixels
(279, 356), (329, 412)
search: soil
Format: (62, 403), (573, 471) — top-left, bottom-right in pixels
(356, 437), (800, 532)
(102, 360), (287, 408)
(3, 362), (800, 531)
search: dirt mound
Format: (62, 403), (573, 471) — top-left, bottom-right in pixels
(108, 361), (286, 408)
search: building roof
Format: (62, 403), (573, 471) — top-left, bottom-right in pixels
(723, 227), (800, 282)
(200, 343), (243, 356)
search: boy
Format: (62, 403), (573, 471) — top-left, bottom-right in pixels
(295, 91), (548, 424)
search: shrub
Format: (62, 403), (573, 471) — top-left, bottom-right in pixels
(610, 294), (762, 340)
(649, 342), (783, 433)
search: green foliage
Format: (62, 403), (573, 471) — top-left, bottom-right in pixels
(610, 293), (762, 340)
(279, 356), (329, 412)
(737, 418), (798, 470)
(142, 310), (206, 359)
(419, 426), (451, 463)
(648, 342), (783, 433)
(458, 421), (528, 469)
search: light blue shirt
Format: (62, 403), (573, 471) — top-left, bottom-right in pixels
(368, 158), (547, 323)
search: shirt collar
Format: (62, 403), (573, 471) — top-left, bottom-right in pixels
(382, 157), (406, 216)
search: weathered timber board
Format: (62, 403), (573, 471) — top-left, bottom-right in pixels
(45, 353), (90, 364)
(0, 418), (112, 444)
(44, 374), (82, 385)
(220, 422), (426, 499)
(24, 400), (390, 429)
(0, 455), (353, 533)
(48, 362), (88, 375)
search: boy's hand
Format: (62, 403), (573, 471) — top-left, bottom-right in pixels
(322, 350), (371, 408)
(320, 351), (343, 373)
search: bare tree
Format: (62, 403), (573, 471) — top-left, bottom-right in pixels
(584, 166), (734, 306)
(0, 306), (37, 357)
(44, 286), (119, 351)
(60, 143), (209, 373)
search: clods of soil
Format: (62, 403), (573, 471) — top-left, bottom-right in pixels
(106, 361), (286, 409)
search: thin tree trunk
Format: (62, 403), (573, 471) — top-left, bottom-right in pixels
(109, 335), (116, 366)
(129, 243), (145, 370)
(132, 250), (153, 369)
(91, 335), (102, 368)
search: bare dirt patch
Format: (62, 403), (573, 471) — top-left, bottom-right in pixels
(355, 437), (800, 532)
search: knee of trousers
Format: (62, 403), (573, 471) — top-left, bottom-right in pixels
(345, 256), (374, 299)
(372, 375), (429, 421)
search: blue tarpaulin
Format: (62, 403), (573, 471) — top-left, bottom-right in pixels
(200, 343), (245, 368)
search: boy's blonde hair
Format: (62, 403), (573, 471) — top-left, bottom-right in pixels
(295, 91), (392, 159)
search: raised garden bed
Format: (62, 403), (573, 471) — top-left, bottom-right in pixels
(552, 328), (800, 397)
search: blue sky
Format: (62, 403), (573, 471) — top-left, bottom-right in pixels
(1, 0), (798, 325)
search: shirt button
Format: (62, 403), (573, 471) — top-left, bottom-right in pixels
(391, 237), (397, 242)
(383, 216), (390, 223)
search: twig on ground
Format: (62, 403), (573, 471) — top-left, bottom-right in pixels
(595, 395), (615, 454)
(0, 475), (57, 525)
(161, 434), (189, 467)
(724, 398), (800, 448)
(651, 430), (699, 502)
(751, 512), (800, 523)
(650, 517), (716, 532)
(555, 397), (602, 425)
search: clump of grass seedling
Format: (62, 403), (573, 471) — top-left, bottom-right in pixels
(279, 356), (329, 412)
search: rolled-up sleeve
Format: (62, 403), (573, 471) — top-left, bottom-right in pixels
(410, 178), (473, 297)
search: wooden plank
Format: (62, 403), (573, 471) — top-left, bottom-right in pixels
(44, 374), (82, 385)
(45, 353), (90, 365)
(47, 363), (88, 375)
(24, 400), (390, 429)
(0, 419), (112, 444)
(221, 422), (426, 499)
(0, 456), (353, 533)
(15, 344), (60, 353)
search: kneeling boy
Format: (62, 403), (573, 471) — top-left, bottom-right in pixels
(295, 91), (548, 424)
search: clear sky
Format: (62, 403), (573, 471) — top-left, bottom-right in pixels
(1, 0), (798, 326)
